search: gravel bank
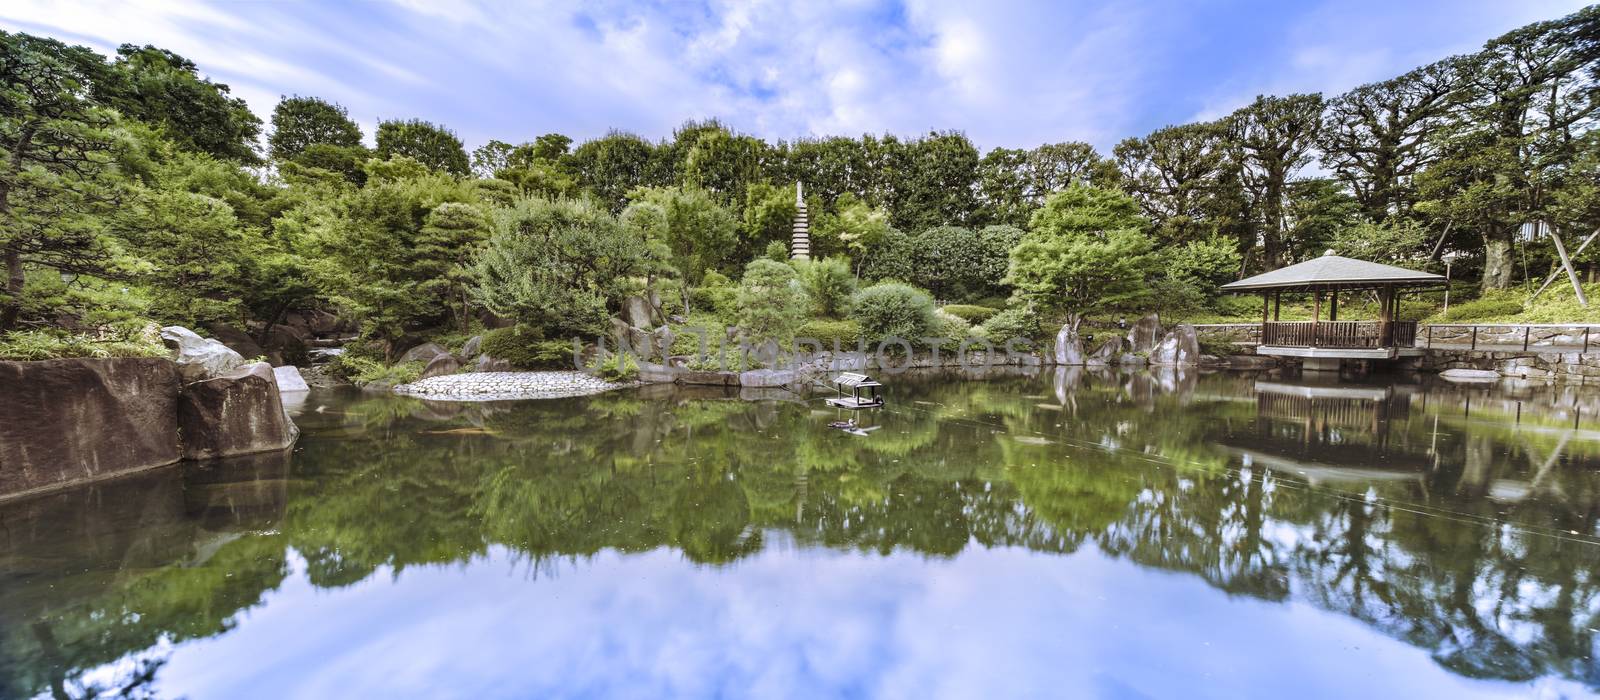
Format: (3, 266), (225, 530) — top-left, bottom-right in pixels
(394, 371), (628, 401)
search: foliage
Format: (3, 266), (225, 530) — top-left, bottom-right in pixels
(375, 119), (470, 175)
(1329, 220), (1432, 265)
(1166, 235), (1244, 293)
(1008, 186), (1158, 316)
(940, 304), (999, 324)
(621, 186), (738, 284)
(591, 351), (639, 382)
(901, 224), (1022, 302)
(734, 259), (810, 346)
(689, 270), (737, 320)
(796, 318), (861, 347)
(793, 257), (856, 317)
(849, 282), (938, 341)
(0, 328), (166, 360)
(977, 307), (1039, 341)
(472, 197), (652, 338)
(478, 326), (577, 369)
(269, 95), (362, 162)
(96, 44), (263, 164)
(931, 308), (974, 349)
(328, 355), (424, 386)
(818, 195), (895, 277)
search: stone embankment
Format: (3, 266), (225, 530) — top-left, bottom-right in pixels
(394, 371), (627, 401)
(0, 327), (301, 501)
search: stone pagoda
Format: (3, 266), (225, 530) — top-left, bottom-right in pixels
(790, 182), (810, 260)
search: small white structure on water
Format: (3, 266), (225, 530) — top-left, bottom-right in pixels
(826, 372), (883, 409)
(791, 182), (811, 260)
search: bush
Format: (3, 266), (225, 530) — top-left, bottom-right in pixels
(977, 308), (1038, 342)
(794, 257), (857, 317)
(796, 319), (862, 348)
(329, 355), (424, 386)
(939, 304), (998, 324)
(591, 351), (638, 382)
(480, 326), (576, 369)
(690, 270), (738, 319)
(849, 282), (937, 342)
(0, 329), (167, 361)
(763, 240), (790, 262)
(736, 259), (810, 346)
(931, 309), (974, 350)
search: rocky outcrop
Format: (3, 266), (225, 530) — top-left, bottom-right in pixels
(206, 323), (267, 361)
(161, 326), (246, 381)
(398, 342), (449, 365)
(1088, 336), (1124, 366)
(460, 335), (484, 361)
(1052, 320), (1085, 365)
(273, 365), (310, 393)
(420, 353), (462, 379)
(1150, 324), (1201, 366)
(622, 295), (657, 330)
(476, 355), (513, 372)
(1127, 314), (1162, 353)
(177, 362), (299, 461)
(0, 358), (183, 498)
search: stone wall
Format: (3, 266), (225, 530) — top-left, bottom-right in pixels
(1408, 349), (1600, 382)
(0, 358), (299, 501)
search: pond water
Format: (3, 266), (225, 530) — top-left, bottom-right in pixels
(4, 368), (1600, 699)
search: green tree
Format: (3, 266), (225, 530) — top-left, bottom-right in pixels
(735, 258), (810, 347)
(1114, 122), (1233, 245)
(891, 131), (981, 231)
(96, 44), (263, 164)
(568, 131), (662, 212)
(793, 257), (856, 317)
(1227, 93), (1325, 268)
(849, 281), (938, 342)
(1006, 186), (1157, 316)
(268, 95), (363, 162)
(473, 197), (651, 337)
(375, 119), (469, 175)
(620, 186), (738, 285)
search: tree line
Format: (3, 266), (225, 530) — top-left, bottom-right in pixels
(3, 6), (1599, 354)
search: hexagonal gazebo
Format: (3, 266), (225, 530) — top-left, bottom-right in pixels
(1220, 251), (1446, 370)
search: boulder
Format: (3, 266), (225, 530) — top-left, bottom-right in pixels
(0, 358), (183, 498)
(637, 361), (678, 384)
(1127, 313), (1163, 353)
(177, 362), (299, 461)
(1118, 353), (1147, 366)
(1150, 324), (1201, 366)
(262, 325), (310, 364)
(476, 355), (513, 372)
(622, 295), (655, 330)
(398, 342), (449, 365)
(205, 323), (266, 361)
(161, 326), (246, 381)
(460, 335), (484, 360)
(650, 326), (676, 361)
(1052, 320), (1085, 365)
(678, 370), (739, 386)
(419, 353), (462, 380)
(1439, 368), (1501, 382)
(1088, 336), (1123, 366)
(272, 365), (310, 393)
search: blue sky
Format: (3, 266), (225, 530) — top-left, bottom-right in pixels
(2, 0), (1591, 153)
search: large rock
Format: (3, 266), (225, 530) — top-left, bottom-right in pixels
(273, 365), (310, 393)
(161, 326), (246, 381)
(419, 353), (462, 380)
(622, 295), (656, 330)
(398, 342), (449, 365)
(1088, 336), (1124, 366)
(1150, 324), (1201, 366)
(1127, 313), (1163, 353)
(1439, 368), (1501, 382)
(1052, 320), (1085, 365)
(476, 355), (513, 372)
(177, 362), (299, 461)
(0, 358), (182, 498)
(460, 335), (484, 360)
(205, 323), (266, 361)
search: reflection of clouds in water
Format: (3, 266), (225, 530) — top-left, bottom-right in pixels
(152, 546), (1576, 700)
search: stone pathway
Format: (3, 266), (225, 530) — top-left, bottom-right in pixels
(394, 371), (628, 401)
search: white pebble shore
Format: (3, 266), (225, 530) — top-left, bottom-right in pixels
(394, 371), (628, 402)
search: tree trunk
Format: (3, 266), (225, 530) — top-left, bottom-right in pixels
(1482, 233), (1515, 291)
(0, 244), (22, 331)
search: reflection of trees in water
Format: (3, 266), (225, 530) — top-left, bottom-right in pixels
(6, 374), (1600, 695)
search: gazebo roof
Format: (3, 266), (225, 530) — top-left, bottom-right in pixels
(1220, 252), (1445, 292)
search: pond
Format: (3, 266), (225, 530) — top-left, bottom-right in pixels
(3, 368), (1600, 699)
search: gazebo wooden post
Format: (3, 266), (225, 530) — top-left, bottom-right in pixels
(1312, 289), (1322, 347)
(1330, 290), (1339, 322)
(1273, 291), (1281, 321)
(1261, 292), (1270, 325)
(1379, 285), (1395, 346)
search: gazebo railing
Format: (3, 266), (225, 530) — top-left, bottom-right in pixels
(1262, 321), (1417, 349)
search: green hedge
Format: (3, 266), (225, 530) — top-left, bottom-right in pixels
(939, 304), (998, 324)
(797, 319), (862, 347)
(480, 326), (576, 369)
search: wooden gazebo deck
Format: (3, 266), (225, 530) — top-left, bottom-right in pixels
(1221, 252), (1444, 366)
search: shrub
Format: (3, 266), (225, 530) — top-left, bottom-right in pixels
(931, 309), (974, 351)
(977, 308), (1038, 342)
(939, 304), (998, 324)
(794, 257), (857, 317)
(763, 240), (790, 261)
(0, 329), (167, 361)
(329, 355), (424, 386)
(736, 259), (810, 346)
(480, 326), (577, 369)
(591, 351), (639, 382)
(1440, 298), (1524, 322)
(690, 270), (738, 319)
(849, 282), (937, 341)
(796, 319), (862, 348)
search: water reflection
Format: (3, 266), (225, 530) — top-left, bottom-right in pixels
(3, 369), (1599, 698)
